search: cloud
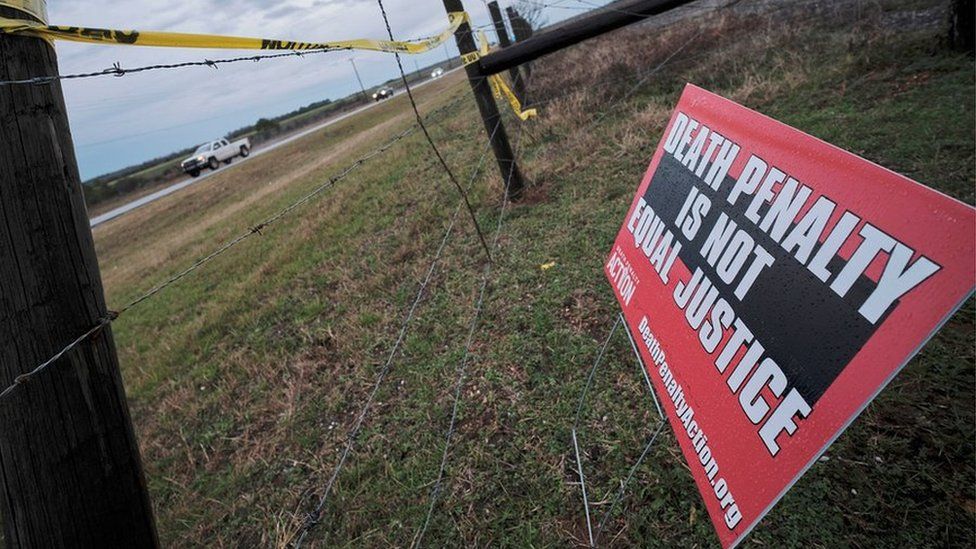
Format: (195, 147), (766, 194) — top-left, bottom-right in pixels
(45, 0), (578, 179)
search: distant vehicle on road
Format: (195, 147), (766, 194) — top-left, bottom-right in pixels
(181, 137), (251, 177)
(430, 67), (444, 78)
(373, 87), (394, 102)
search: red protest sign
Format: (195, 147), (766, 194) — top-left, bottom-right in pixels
(604, 84), (975, 548)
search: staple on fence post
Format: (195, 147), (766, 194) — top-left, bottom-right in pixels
(0, 5), (159, 547)
(441, 0), (525, 201)
(487, 1), (528, 105)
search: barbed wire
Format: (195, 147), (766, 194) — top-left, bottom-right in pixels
(408, 2), (739, 542)
(523, 0), (749, 118)
(0, 317), (114, 400)
(412, 110), (527, 549)
(287, 3), (699, 542)
(0, 1), (729, 89)
(190, 3), (720, 537)
(0, 24), (494, 88)
(0, 91), (467, 403)
(0, 0), (820, 90)
(0, 48), (346, 87)
(290, 114), (506, 549)
(525, 29), (703, 114)
(377, 0), (494, 261)
(0, 0), (859, 535)
(526, 0), (849, 123)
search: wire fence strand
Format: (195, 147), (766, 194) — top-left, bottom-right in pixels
(0, 92), (467, 403)
(376, 0), (495, 262)
(412, 91), (530, 549)
(0, 25), (492, 87)
(289, 114), (505, 549)
(524, 0), (743, 116)
(0, 49), (344, 87)
(0, 3), (893, 549)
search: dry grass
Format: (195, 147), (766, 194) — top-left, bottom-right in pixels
(93, 83), (455, 293)
(94, 71), (498, 546)
(67, 1), (975, 547)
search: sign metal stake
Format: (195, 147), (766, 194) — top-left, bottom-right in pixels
(571, 313), (667, 548)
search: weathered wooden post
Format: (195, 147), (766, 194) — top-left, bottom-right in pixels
(506, 6), (534, 79)
(488, 0), (697, 76)
(487, 1), (527, 104)
(507, 7), (536, 41)
(949, 0), (974, 54)
(0, 4), (159, 547)
(442, 0), (525, 200)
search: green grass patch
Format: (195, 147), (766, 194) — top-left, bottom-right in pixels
(77, 2), (976, 547)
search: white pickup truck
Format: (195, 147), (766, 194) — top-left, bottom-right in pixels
(181, 137), (251, 177)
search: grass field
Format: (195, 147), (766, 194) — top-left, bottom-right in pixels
(87, 0), (974, 546)
(85, 62), (449, 217)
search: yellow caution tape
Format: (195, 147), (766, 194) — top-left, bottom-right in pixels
(0, 10), (467, 55)
(460, 51), (482, 66)
(490, 71), (538, 121)
(0, 4), (537, 122)
(0, 0), (47, 23)
(477, 31), (537, 121)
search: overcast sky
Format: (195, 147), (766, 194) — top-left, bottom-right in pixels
(46, 0), (589, 180)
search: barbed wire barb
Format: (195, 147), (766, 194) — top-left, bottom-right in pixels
(0, 48), (342, 87)
(0, 24), (493, 88)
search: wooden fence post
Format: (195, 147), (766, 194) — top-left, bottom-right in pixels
(0, 6), (159, 547)
(487, 0), (697, 76)
(442, 0), (525, 200)
(487, 1), (527, 104)
(949, 0), (974, 54)
(506, 6), (534, 78)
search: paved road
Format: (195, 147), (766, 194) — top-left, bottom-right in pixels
(89, 67), (462, 228)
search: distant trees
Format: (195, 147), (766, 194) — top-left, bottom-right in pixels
(83, 93), (362, 210)
(254, 118), (281, 134)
